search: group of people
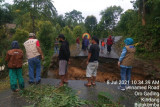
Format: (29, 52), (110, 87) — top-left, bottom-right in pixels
(5, 32), (136, 92)
(6, 33), (44, 92)
(75, 35), (114, 55)
(100, 35), (114, 54)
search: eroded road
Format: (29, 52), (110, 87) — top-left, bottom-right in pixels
(78, 36), (122, 59)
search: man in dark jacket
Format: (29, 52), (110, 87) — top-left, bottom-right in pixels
(58, 34), (70, 86)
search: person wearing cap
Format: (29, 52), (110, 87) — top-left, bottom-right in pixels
(58, 34), (70, 87)
(118, 38), (136, 91)
(6, 41), (24, 92)
(24, 33), (44, 84)
(85, 36), (100, 87)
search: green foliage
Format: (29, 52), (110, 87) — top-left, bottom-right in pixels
(73, 25), (83, 37)
(85, 15), (97, 35)
(13, 0), (57, 33)
(12, 28), (29, 49)
(20, 85), (121, 107)
(96, 92), (123, 107)
(0, 3), (13, 26)
(54, 23), (62, 36)
(41, 50), (54, 77)
(0, 0), (4, 3)
(37, 21), (56, 74)
(0, 77), (10, 91)
(0, 27), (11, 77)
(116, 0), (160, 58)
(65, 9), (84, 28)
(38, 21), (55, 55)
(100, 6), (123, 30)
(61, 26), (75, 44)
(117, 9), (139, 36)
(20, 85), (88, 107)
(90, 5), (123, 38)
(55, 15), (65, 28)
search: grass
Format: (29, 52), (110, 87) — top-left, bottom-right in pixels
(20, 85), (88, 107)
(0, 64), (28, 92)
(136, 52), (160, 60)
(20, 85), (121, 107)
(0, 76), (10, 91)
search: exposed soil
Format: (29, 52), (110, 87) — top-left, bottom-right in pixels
(47, 39), (160, 83)
(48, 56), (160, 83)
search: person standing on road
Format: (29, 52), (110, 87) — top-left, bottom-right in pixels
(58, 34), (70, 87)
(24, 33), (44, 84)
(6, 41), (25, 92)
(54, 38), (59, 54)
(101, 39), (105, 53)
(118, 38), (136, 91)
(76, 36), (80, 51)
(106, 35), (113, 54)
(85, 36), (100, 87)
(82, 36), (89, 53)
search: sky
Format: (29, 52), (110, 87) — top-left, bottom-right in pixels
(4, 0), (134, 21)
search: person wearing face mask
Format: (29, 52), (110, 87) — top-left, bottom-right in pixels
(58, 34), (70, 87)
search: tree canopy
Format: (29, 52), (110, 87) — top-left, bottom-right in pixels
(85, 15), (97, 36)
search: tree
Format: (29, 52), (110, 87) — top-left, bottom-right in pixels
(0, 3), (13, 27)
(61, 26), (75, 44)
(65, 9), (84, 27)
(55, 15), (65, 27)
(0, 0), (4, 3)
(85, 15), (97, 35)
(73, 25), (83, 37)
(13, 0), (57, 33)
(12, 29), (29, 49)
(100, 6), (123, 30)
(38, 21), (54, 55)
(116, 9), (139, 35)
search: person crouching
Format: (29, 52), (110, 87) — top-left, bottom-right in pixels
(5, 41), (25, 92)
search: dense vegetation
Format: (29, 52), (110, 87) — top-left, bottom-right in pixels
(0, 0), (160, 77)
(0, 0), (124, 76)
(20, 84), (122, 107)
(116, 0), (160, 58)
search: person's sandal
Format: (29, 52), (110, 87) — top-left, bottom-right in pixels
(13, 89), (20, 92)
(92, 82), (96, 86)
(84, 83), (92, 87)
(63, 81), (68, 84)
(58, 82), (64, 87)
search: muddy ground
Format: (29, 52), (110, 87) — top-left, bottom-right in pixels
(47, 40), (160, 83)
(48, 56), (160, 83)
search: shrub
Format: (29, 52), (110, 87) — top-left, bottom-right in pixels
(12, 28), (29, 50)
(61, 26), (75, 44)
